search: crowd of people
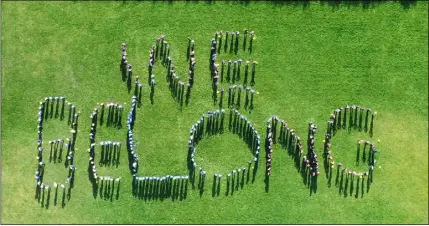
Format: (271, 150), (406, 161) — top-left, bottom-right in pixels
(99, 102), (125, 128)
(87, 102), (125, 200)
(120, 43), (143, 107)
(305, 121), (319, 177)
(264, 116), (319, 192)
(127, 96), (140, 175)
(48, 139), (64, 163)
(302, 121), (319, 194)
(225, 166), (249, 196)
(38, 96), (67, 121)
(132, 175), (189, 201)
(213, 29), (255, 55)
(134, 77), (143, 108)
(323, 105), (378, 197)
(329, 105), (376, 135)
(149, 35), (195, 107)
(98, 141), (122, 167)
(185, 109), (261, 196)
(36, 182), (68, 209)
(226, 85), (257, 110)
(265, 116), (304, 177)
(187, 110), (227, 192)
(228, 109), (261, 187)
(96, 177), (121, 201)
(120, 43), (134, 93)
(35, 97), (78, 208)
(208, 30), (258, 108)
(219, 59), (257, 86)
(123, 91), (190, 201)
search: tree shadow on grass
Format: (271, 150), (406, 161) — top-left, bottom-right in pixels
(268, 0), (416, 9)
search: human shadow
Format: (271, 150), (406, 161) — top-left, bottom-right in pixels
(61, 188), (66, 208)
(45, 188), (51, 209)
(225, 176), (230, 196)
(127, 72), (132, 93)
(356, 142), (361, 166)
(355, 176), (360, 199)
(349, 175), (354, 197)
(89, 177), (97, 197)
(328, 166), (333, 188)
(343, 174), (349, 198)
(265, 0), (418, 9)
(264, 175), (269, 193)
(216, 178), (221, 196)
(335, 166), (340, 187)
(338, 170), (344, 194)
(310, 175), (318, 196)
(54, 186), (58, 206)
(212, 175), (216, 197)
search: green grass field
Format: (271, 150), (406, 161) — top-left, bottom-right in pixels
(1, 1), (428, 224)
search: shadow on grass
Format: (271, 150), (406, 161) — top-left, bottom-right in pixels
(240, 0), (416, 9)
(133, 177), (188, 202)
(144, 0), (419, 9)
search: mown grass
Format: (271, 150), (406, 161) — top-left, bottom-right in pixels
(1, 1), (428, 224)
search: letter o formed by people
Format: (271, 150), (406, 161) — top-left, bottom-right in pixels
(187, 108), (261, 197)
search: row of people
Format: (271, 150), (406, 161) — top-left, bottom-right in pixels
(337, 164), (372, 198)
(221, 59), (257, 86)
(133, 175), (189, 200)
(88, 107), (100, 181)
(37, 182), (67, 208)
(120, 43), (133, 87)
(134, 76), (143, 108)
(213, 29), (255, 54)
(155, 34), (170, 66)
(148, 43), (156, 85)
(127, 96), (140, 176)
(306, 121), (319, 177)
(40, 96), (66, 121)
(226, 167), (248, 193)
(48, 139), (65, 164)
(99, 141), (121, 167)
(187, 39), (196, 88)
(98, 102), (124, 128)
(330, 105), (376, 135)
(226, 85), (257, 110)
(96, 176), (121, 200)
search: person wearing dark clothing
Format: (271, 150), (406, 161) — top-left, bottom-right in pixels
(150, 75), (156, 104)
(243, 28), (248, 51)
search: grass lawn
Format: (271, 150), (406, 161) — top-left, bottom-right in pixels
(1, 1), (428, 224)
